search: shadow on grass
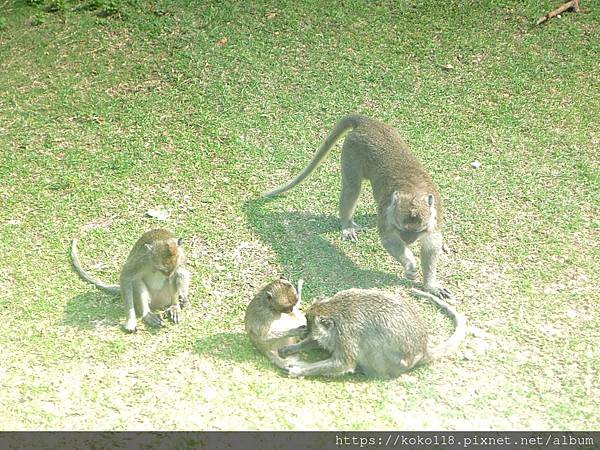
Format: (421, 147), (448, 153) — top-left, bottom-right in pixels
(242, 198), (408, 299)
(63, 291), (123, 330)
(194, 331), (369, 383)
(195, 332), (254, 363)
(64, 289), (185, 335)
(194, 331), (291, 377)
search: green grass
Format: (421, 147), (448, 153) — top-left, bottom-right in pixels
(0, 0), (598, 430)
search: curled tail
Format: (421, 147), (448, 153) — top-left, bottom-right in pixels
(71, 238), (120, 295)
(411, 288), (467, 360)
(263, 115), (362, 197)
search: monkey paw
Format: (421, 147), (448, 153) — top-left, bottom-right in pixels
(167, 305), (182, 324)
(283, 363), (303, 378)
(278, 345), (294, 359)
(123, 318), (137, 333)
(404, 267), (418, 280)
(142, 312), (163, 327)
(425, 285), (456, 303)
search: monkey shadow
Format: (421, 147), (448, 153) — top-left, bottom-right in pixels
(194, 332), (286, 372)
(194, 332), (371, 383)
(242, 198), (408, 298)
(63, 291), (123, 330)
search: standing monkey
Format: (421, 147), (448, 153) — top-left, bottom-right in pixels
(71, 229), (190, 332)
(278, 288), (466, 378)
(244, 278), (307, 370)
(265, 115), (452, 299)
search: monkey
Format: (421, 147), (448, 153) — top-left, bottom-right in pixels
(277, 287), (466, 378)
(264, 115), (452, 299)
(244, 278), (308, 370)
(71, 229), (191, 332)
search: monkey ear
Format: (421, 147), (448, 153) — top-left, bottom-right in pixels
(177, 237), (183, 246)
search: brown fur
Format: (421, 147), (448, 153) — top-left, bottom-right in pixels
(342, 116), (442, 224)
(71, 228), (191, 332)
(245, 279), (307, 370)
(265, 115), (452, 299)
(278, 288), (466, 378)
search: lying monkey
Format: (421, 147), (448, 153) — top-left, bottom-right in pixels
(278, 287), (466, 378)
(245, 278), (307, 370)
(265, 115), (453, 299)
(71, 229), (190, 332)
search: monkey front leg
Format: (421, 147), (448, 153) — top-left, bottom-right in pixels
(265, 325), (308, 341)
(166, 267), (190, 324)
(278, 336), (320, 358)
(420, 231), (454, 300)
(285, 358), (355, 378)
(380, 230), (418, 280)
(176, 267), (191, 309)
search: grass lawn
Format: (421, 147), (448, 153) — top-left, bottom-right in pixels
(0, 0), (598, 430)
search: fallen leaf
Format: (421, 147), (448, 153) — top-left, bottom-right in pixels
(468, 326), (490, 339)
(266, 12), (277, 19)
(146, 208), (169, 221)
(462, 349), (476, 360)
(217, 37), (228, 46)
(442, 63), (454, 70)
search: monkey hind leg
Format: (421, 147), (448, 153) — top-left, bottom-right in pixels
(357, 338), (412, 378)
(135, 282), (163, 328)
(121, 281), (138, 333)
(339, 149), (363, 242)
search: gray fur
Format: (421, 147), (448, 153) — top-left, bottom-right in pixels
(279, 288), (466, 378)
(264, 115), (453, 299)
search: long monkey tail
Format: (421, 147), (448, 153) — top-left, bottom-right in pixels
(71, 238), (121, 295)
(263, 115), (362, 198)
(410, 288), (467, 361)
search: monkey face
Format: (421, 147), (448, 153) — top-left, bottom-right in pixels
(391, 191), (435, 233)
(149, 240), (181, 275)
(266, 279), (298, 313)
